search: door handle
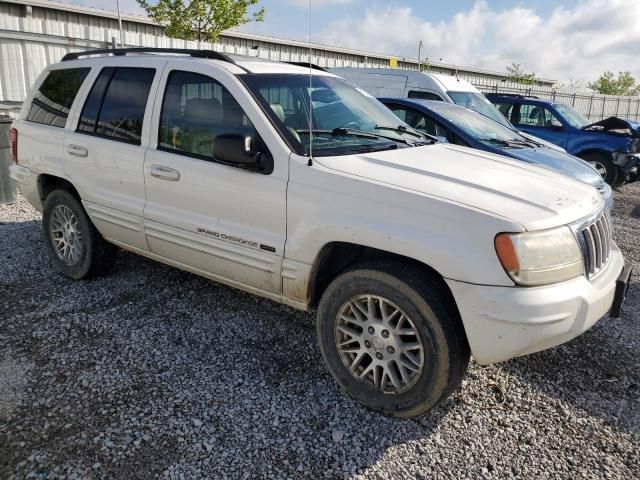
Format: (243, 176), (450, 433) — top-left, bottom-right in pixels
(67, 144), (88, 157)
(150, 164), (180, 181)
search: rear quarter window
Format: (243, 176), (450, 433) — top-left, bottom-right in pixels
(408, 90), (443, 101)
(26, 68), (90, 127)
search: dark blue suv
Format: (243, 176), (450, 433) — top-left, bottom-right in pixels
(486, 93), (639, 186)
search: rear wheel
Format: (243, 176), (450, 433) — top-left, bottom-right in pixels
(316, 261), (469, 417)
(579, 151), (618, 186)
(42, 189), (117, 279)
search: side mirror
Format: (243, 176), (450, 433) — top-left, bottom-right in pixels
(213, 134), (272, 173)
(550, 120), (564, 131)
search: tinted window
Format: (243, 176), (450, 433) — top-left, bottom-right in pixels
(78, 68), (114, 134)
(78, 67), (155, 144)
(517, 104), (562, 128)
(408, 90), (443, 101)
(27, 68), (90, 127)
(158, 71), (256, 159)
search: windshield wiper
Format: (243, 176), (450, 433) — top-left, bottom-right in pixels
(296, 128), (380, 140)
(374, 124), (424, 140)
(480, 138), (527, 148)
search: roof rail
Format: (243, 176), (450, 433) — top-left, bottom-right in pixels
(485, 93), (540, 99)
(286, 61), (327, 72)
(61, 47), (237, 63)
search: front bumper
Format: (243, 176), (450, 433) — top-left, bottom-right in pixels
(614, 152), (639, 183)
(446, 246), (624, 365)
(626, 154), (639, 183)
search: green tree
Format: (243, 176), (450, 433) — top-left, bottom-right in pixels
(419, 58), (431, 72)
(137, 0), (265, 44)
(506, 62), (537, 85)
(587, 71), (640, 96)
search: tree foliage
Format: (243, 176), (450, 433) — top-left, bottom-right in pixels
(587, 71), (640, 96)
(506, 63), (537, 85)
(137, 0), (265, 43)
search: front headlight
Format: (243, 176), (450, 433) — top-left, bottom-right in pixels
(495, 227), (584, 286)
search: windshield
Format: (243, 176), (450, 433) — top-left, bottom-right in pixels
(434, 105), (528, 143)
(447, 91), (513, 129)
(241, 74), (426, 156)
(554, 103), (590, 128)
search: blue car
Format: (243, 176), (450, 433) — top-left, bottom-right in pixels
(379, 97), (613, 210)
(485, 94), (640, 186)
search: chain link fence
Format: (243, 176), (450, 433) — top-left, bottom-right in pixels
(474, 80), (640, 122)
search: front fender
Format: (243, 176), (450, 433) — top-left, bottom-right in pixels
(286, 159), (520, 288)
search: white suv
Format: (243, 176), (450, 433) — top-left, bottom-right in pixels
(9, 48), (631, 417)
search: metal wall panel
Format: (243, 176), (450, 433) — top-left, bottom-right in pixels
(3, 0), (637, 121)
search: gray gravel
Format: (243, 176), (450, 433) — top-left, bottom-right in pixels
(1, 184), (639, 480)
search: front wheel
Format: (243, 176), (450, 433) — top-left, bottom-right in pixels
(579, 152), (618, 186)
(316, 262), (469, 417)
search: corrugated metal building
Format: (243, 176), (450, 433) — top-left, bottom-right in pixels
(0, 0), (556, 114)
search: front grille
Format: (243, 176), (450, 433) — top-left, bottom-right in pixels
(580, 211), (612, 277)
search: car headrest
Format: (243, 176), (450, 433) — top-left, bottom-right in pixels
(270, 103), (285, 123)
(529, 107), (542, 119)
(184, 98), (222, 126)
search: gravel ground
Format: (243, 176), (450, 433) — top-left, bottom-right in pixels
(1, 185), (639, 480)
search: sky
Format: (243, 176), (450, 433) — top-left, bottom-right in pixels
(66, 0), (640, 84)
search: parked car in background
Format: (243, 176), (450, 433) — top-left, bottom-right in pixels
(379, 98), (613, 211)
(9, 49), (631, 418)
(330, 68), (564, 152)
(486, 93), (640, 186)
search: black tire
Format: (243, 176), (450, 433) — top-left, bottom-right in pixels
(316, 261), (470, 417)
(579, 151), (619, 186)
(42, 189), (117, 279)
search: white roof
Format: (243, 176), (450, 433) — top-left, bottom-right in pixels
(429, 73), (477, 92)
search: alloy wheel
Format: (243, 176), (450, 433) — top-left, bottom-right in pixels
(49, 205), (84, 265)
(334, 294), (424, 394)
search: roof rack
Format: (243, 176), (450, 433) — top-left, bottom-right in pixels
(286, 62), (327, 72)
(61, 47), (237, 64)
(485, 93), (540, 99)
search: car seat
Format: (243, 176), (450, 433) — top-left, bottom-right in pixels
(270, 103), (301, 142)
(529, 106), (545, 126)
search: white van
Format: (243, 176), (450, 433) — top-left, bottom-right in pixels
(330, 68), (564, 151)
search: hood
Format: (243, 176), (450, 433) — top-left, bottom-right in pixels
(582, 116), (640, 137)
(503, 146), (604, 188)
(315, 144), (602, 231)
(518, 131), (567, 152)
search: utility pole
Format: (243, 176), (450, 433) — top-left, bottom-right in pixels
(116, 0), (124, 47)
(417, 40), (423, 71)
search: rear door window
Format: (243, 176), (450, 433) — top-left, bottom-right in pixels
(78, 67), (155, 144)
(26, 68), (90, 127)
